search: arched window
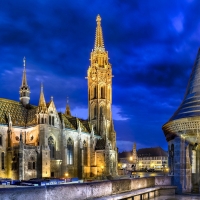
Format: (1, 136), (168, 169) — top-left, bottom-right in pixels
(49, 116), (51, 125)
(83, 140), (87, 166)
(0, 135), (2, 146)
(33, 162), (36, 170)
(1, 152), (5, 170)
(48, 136), (55, 159)
(67, 138), (73, 165)
(100, 106), (103, 115)
(101, 86), (105, 99)
(93, 106), (97, 119)
(12, 154), (17, 171)
(52, 116), (55, 126)
(41, 117), (44, 124)
(94, 86), (96, 98)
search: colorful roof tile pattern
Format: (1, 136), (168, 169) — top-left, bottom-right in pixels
(0, 98), (37, 127)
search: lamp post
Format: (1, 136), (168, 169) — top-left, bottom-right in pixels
(65, 172), (69, 182)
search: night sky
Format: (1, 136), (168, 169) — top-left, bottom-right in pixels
(1, 0), (200, 152)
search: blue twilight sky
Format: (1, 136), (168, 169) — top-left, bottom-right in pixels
(1, 0), (200, 152)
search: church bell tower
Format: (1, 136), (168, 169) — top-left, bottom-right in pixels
(87, 15), (113, 139)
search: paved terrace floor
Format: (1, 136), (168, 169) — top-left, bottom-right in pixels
(151, 195), (200, 200)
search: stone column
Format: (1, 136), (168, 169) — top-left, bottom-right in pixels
(195, 146), (200, 192)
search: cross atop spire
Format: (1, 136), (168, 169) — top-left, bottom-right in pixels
(23, 57), (26, 67)
(94, 14), (105, 52)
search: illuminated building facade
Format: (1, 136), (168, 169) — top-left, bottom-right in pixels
(137, 147), (168, 171)
(163, 49), (200, 193)
(0, 15), (117, 180)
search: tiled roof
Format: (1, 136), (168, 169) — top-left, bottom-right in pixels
(59, 113), (96, 134)
(0, 98), (37, 127)
(137, 147), (168, 157)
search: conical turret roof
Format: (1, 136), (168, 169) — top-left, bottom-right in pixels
(38, 83), (47, 111)
(170, 48), (200, 121)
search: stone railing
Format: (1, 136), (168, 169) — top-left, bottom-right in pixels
(0, 176), (173, 200)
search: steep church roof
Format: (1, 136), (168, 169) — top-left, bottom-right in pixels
(59, 113), (96, 135)
(137, 147), (168, 157)
(0, 98), (37, 127)
(169, 48), (200, 121)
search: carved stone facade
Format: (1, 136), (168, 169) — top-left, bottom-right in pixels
(163, 49), (200, 193)
(0, 15), (118, 180)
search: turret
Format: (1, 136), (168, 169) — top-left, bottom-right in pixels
(19, 57), (30, 106)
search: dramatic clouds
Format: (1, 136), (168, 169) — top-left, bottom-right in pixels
(1, 0), (200, 152)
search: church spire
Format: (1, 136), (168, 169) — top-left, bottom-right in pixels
(94, 14), (105, 52)
(22, 57), (27, 86)
(38, 83), (47, 111)
(65, 97), (71, 116)
(19, 57), (30, 106)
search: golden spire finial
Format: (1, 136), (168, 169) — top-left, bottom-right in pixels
(94, 14), (105, 52)
(96, 14), (101, 25)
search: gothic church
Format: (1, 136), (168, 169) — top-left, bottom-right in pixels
(0, 15), (118, 180)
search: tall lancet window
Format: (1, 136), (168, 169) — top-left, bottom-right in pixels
(1, 152), (5, 170)
(93, 105), (97, 119)
(101, 86), (105, 99)
(0, 134), (2, 146)
(83, 140), (87, 166)
(100, 106), (104, 116)
(67, 138), (73, 165)
(94, 86), (96, 98)
(48, 136), (55, 159)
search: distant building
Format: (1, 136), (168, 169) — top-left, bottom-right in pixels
(0, 15), (118, 180)
(118, 143), (137, 173)
(118, 145), (168, 172)
(137, 147), (168, 171)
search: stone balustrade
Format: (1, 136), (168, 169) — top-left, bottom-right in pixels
(0, 176), (175, 200)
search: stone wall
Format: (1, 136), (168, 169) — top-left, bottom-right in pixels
(0, 176), (172, 200)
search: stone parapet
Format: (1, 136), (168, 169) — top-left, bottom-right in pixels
(0, 176), (173, 200)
